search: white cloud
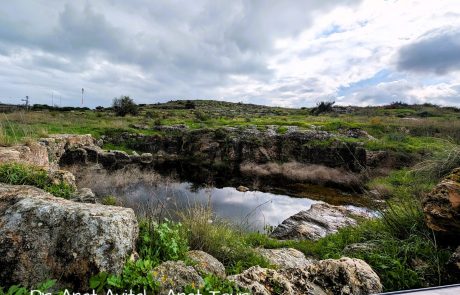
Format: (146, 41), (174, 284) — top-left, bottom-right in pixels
(0, 0), (459, 107)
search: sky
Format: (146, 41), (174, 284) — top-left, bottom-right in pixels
(0, 0), (459, 108)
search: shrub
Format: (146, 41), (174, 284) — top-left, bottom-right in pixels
(112, 96), (139, 117)
(310, 101), (335, 116)
(138, 219), (189, 263)
(185, 100), (196, 109)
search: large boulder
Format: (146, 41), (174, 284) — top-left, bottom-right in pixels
(228, 266), (326, 295)
(39, 134), (99, 167)
(422, 168), (460, 239)
(187, 250), (226, 279)
(152, 261), (204, 294)
(256, 248), (314, 269)
(306, 257), (382, 295)
(0, 184), (138, 289)
(270, 203), (369, 240)
(0, 142), (49, 169)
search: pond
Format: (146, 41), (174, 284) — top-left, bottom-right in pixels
(73, 166), (374, 231)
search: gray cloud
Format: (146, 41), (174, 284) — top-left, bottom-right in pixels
(397, 27), (460, 75)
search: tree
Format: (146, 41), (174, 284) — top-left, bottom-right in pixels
(310, 101), (335, 116)
(112, 96), (138, 116)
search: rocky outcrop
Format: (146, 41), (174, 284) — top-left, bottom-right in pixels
(422, 168), (460, 239)
(306, 257), (382, 295)
(71, 187), (97, 203)
(102, 128), (367, 172)
(187, 250), (226, 279)
(256, 248), (314, 269)
(0, 142), (49, 169)
(228, 258), (382, 295)
(152, 261), (204, 294)
(39, 134), (99, 167)
(0, 184), (138, 289)
(270, 203), (370, 240)
(48, 169), (77, 189)
(228, 266), (325, 295)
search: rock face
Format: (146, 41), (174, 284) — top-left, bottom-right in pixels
(256, 248), (314, 269)
(270, 203), (369, 240)
(39, 134), (99, 167)
(0, 142), (49, 169)
(187, 250), (226, 278)
(102, 128), (367, 172)
(152, 261), (204, 293)
(306, 257), (383, 295)
(0, 184), (138, 289)
(422, 168), (460, 238)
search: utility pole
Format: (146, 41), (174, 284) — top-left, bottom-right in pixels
(81, 88), (84, 106)
(51, 91), (54, 106)
(21, 96), (29, 110)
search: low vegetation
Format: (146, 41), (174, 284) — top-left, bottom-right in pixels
(0, 163), (74, 199)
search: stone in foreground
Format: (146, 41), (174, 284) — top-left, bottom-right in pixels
(187, 250), (226, 278)
(270, 203), (369, 240)
(256, 248), (314, 269)
(306, 257), (383, 295)
(152, 261), (204, 294)
(228, 266), (326, 295)
(0, 184), (138, 289)
(422, 167), (460, 239)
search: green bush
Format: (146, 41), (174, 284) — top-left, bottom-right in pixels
(112, 96), (139, 117)
(90, 260), (159, 293)
(0, 163), (75, 199)
(138, 219), (189, 263)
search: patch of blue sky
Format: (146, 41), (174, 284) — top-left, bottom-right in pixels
(317, 24), (345, 38)
(337, 69), (395, 96)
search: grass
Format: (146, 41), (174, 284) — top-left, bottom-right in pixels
(0, 163), (75, 199)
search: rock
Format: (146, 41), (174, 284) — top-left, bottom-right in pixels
(59, 148), (88, 165)
(140, 153), (153, 164)
(422, 168), (460, 238)
(270, 203), (369, 240)
(152, 261), (204, 293)
(340, 128), (375, 140)
(71, 187), (97, 203)
(256, 248), (314, 269)
(447, 246), (460, 275)
(111, 150), (130, 161)
(306, 257), (383, 295)
(0, 184), (138, 289)
(187, 250), (226, 279)
(237, 185), (249, 192)
(48, 169), (77, 189)
(343, 242), (377, 255)
(228, 266), (325, 295)
(39, 134), (97, 167)
(0, 142), (49, 169)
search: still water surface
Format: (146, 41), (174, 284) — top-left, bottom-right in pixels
(111, 181), (369, 231)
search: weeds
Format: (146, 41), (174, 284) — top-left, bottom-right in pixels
(0, 163), (75, 199)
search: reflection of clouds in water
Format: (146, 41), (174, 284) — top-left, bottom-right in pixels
(113, 181), (317, 230)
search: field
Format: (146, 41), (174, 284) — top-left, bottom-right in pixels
(1, 100), (460, 292)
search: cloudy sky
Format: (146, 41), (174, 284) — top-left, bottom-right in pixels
(0, 0), (459, 108)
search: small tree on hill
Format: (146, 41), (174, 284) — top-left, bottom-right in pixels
(112, 96), (138, 116)
(310, 101), (335, 116)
